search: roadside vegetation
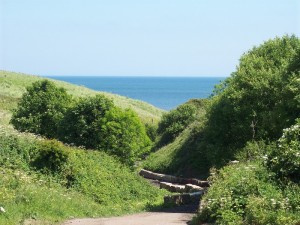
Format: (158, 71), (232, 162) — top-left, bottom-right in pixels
(144, 35), (300, 224)
(0, 72), (166, 224)
(1, 34), (299, 224)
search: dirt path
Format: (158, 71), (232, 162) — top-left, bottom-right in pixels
(62, 211), (194, 225)
(62, 171), (202, 225)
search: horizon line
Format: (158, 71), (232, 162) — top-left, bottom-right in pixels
(42, 74), (229, 78)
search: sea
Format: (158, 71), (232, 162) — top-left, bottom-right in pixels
(46, 76), (225, 110)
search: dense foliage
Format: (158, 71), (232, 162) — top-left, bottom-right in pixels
(10, 80), (72, 138)
(11, 86), (151, 166)
(0, 71), (165, 224)
(98, 107), (151, 165)
(58, 95), (150, 165)
(32, 139), (70, 174)
(202, 35), (300, 167)
(58, 95), (113, 148)
(196, 161), (300, 225)
(266, 120), (300, 183)
(193, 35), (300, 225)
(0, 130), (165, 224)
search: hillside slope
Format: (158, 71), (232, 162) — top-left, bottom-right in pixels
(143, 99), (210, 178)
(0, 70), (164, 123)
(0, 70), (167, 224)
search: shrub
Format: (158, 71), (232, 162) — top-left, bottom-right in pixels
(201, 35), (300, 168)
(58, 95), (151, 165)
(158, 103), (197, 144)
(266, 120), (300, 183)
(99, 107), (151, 166)
(196, 162), (300, 225)
(58, 94), (113, 148)
(32, 140), (70, 174)
(10, 80), (72, 138)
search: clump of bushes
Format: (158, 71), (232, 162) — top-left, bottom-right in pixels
(193, 35), (300, 225)
(201, 35), (300, 168)
(266, 120), (300, 183)
(0, 130), (166, 224)
(195, 161), (300, 225)
(10, 80), (151, 166)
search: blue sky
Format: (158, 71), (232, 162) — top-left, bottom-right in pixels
(0, 0), (299, 76)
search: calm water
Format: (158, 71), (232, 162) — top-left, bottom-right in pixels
(47, 76), (225, 110)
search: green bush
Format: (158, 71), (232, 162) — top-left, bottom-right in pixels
(10, 80), (72, 138)
(58, 94), (113, 148)
(0, 133), (165, 224)
(59, 95), (151, 165)
(201, 35), (300, 168)
(266, 120), (300, 183)
(98, 107), (151, 166)
(158, 103), (197, 144)
(32, 140), (70, 174)
(196, 161), (300, 225)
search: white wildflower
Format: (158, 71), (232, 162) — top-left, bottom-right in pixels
(0, 207), (6, 213)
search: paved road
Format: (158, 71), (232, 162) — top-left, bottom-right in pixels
(62, 211), (194, 225)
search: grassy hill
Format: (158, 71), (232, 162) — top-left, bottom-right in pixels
(0, 70), (167, 224)
(0, 70), (164, 124)
(143, 99), (210, 178)
(143, 121), (209, 178)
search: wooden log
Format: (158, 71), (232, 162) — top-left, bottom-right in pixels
(185, 184), (204, 193)
(139, 169), (209, 187)
(160, 182), (186, 193)
(139, 169), (178, 183)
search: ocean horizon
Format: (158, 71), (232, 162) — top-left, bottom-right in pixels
(46, 76), (225, 110)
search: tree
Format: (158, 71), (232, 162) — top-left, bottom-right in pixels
(11, 80), (72, 138)
(202, 35), (300, 167)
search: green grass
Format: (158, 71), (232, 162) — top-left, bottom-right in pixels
(143, 99), (209, 178)
(143, 121), (210, 179)
(0, 114), (166, 224)
(0, 70), (164, 123)
(0, 70), (168, 224)
(0, 121), (167, 224)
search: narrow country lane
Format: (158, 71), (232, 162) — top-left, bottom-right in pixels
(62, 211), (194, 225)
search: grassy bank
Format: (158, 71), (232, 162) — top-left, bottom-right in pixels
(0, 70), (164, 124)
(0, 71), (167, 224)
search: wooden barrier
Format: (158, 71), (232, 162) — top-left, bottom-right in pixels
(139, 169), (209, 187)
